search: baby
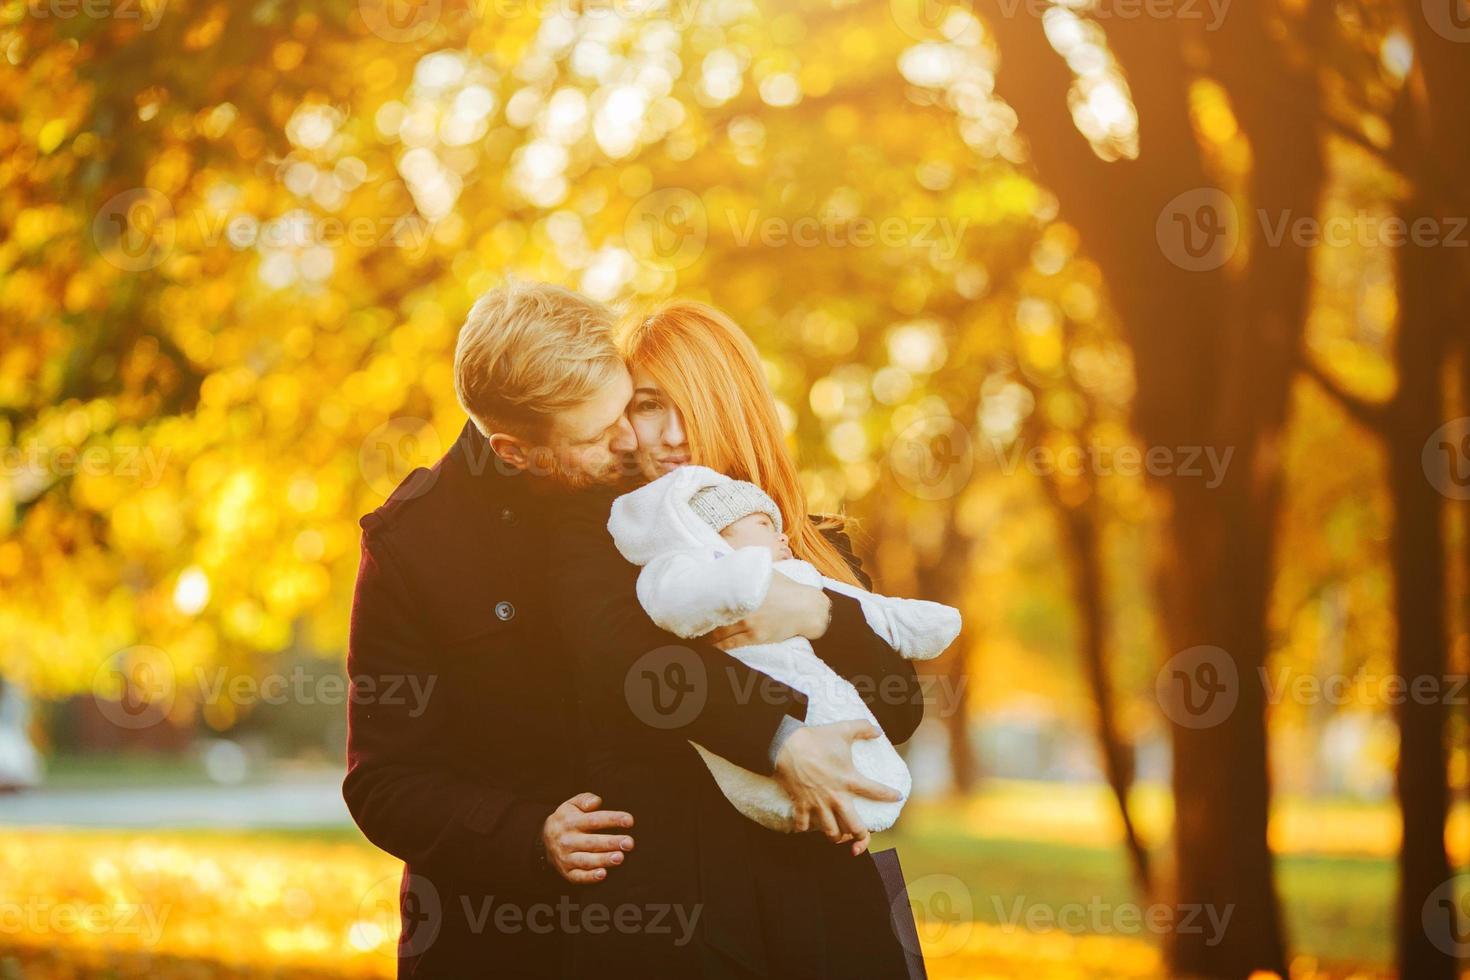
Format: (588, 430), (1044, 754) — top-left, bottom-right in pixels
(608, 465), (962, 833)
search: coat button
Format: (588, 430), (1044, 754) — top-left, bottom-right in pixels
(499, 507), (517, 525)
(495, 601), (516, 622)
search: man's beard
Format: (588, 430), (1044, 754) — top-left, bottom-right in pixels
(536, 450), (644, 494)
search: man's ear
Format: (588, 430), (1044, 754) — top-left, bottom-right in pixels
(486, 432), (530, 471)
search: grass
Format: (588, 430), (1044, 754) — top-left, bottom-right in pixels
(879, 820), (1392, 971)
(39, 752), (216, 788)
(879, 782), (1400, 973)
(0, 778), (1416, 978)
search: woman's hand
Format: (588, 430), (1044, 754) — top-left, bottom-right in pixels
(541, 793), (636, 885)
(705, 575), (832, 650)
(772, 720), (900, 845)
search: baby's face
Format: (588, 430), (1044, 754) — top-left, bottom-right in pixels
(719, 512), (792, 560)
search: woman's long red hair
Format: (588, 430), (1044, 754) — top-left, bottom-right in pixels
(618, 300), (862, 587)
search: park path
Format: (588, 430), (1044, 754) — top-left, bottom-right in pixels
(0, 769), (351, 829)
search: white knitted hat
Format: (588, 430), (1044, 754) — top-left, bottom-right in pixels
(687, 480), (784, 535)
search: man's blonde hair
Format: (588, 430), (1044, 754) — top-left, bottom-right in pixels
(453, 280), (622, 437)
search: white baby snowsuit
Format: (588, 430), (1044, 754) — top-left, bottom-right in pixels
(607, 465), (963, 833)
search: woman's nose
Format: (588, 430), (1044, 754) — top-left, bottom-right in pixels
(665, 410), (686, 449)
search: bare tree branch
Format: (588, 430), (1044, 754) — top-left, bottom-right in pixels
(1299, 355), (1392, 432)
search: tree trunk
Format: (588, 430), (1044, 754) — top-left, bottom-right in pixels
(1159, 475), (1288, 978)
(865, 497), (979, 795)
(1389, 201), (1456, 980)
(916, 554), (978, 794)
(1394, 13), (1470, 976)
(981, 2), (1321, 967)
(940, 642), (977, 794)
(1060, 503), (1153, 896)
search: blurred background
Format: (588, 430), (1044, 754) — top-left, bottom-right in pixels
(1, 0), (1468, 975)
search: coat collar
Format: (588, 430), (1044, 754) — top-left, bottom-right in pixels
(446, 419), (571, 518)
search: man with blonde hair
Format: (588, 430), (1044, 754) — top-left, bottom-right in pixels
(345, 280), (900, 978)
(452, 281), (633, 490)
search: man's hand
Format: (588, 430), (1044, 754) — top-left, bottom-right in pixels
(706, 574), (832, 650)
(772, 720), (900, 850)
(541, 792), (635, 884)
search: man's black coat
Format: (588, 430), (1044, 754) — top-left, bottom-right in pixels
(344, 422), (921, 977)
(344, 423), (579, 977)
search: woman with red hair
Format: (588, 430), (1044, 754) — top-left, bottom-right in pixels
(554, 299), (927, 979)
